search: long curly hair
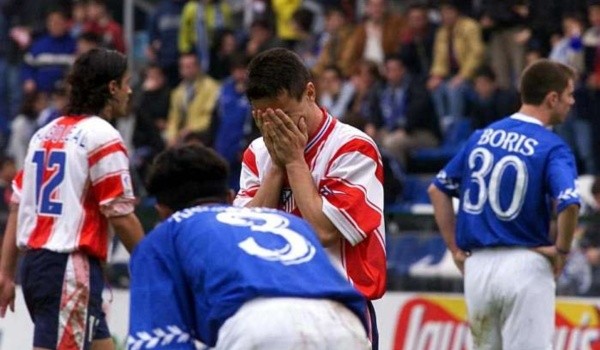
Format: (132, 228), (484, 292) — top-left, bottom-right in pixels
(66, 48), (127, 115)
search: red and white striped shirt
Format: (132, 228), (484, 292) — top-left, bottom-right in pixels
(13, 115), (135, 261)
(234, 109), (387, 299)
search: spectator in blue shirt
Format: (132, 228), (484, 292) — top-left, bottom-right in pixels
(21, 9), (76, 94)
(147, 0), (187, 87)
(212, 53), (253, 191)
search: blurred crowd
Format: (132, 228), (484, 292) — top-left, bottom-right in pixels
(5, 0), (600, 291)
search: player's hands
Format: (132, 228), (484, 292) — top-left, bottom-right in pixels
(553, 252), (568, 278)
(451, 249), (468, 275)
(0, 273), (15, 317)
(262, 108), (308, 167)
(532, 246), (568, 278)
(254, 109), (284, 168)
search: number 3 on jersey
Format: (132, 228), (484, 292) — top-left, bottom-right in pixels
(463, 147), (528, 220)
(32, 150), (66, 215)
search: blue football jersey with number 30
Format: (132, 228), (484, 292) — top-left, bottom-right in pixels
(433, 113), (581, 251)
(127, 205), (367, 349)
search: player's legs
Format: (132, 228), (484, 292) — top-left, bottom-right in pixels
(498, 249), (554, 350)
(21, 249), (110, 350)
(366, 300), (379, 350)
(215, 297), (371, 350)
(464, 250), (502, 350)
(88, 256), (113, 349)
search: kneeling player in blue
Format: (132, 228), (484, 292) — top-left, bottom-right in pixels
(127, 144), (371, 349)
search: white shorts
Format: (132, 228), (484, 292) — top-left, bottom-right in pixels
(215, 297), (371, 350)
(464, 248), (555, 350)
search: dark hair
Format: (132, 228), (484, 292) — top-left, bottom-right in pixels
(250, 19), (272, 31)
(324, 5), (345, 17)
(87, 0), (107, 7)
(146, 144), (230, 211)
(406, 2), (429, 12)
(519, 59), (575, 105)
(47, 7), (70, 19)
(183, 130), (212, 145)
(20, 91), (43, 119)
(211, 28), (236, 52)
(384, 53), (408, 67)
(66, 48), (127, 115)
(247, 48), (311, 101)
(562, 12), (584, 25)
(292, 8), (314, 33)
(78, 31), (102, 45)
(322, 64), (343, 79)
(474, 65), (497, 81)
(354, 59), (381, 81)
(0, 155), (15, 169)
(439, 0), (461, 11)
(180, 51), (198, 61)
(229, 52), (250, 70)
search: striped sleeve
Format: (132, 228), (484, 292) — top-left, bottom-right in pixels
(11, 171), (23, 204)
(233, 146), (261, 207)
(320, 138), (384, 246)
(87, 129), (134, 206)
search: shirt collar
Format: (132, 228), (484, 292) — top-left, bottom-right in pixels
(510, 112), (544, 126)
(305, 108), (334, 151)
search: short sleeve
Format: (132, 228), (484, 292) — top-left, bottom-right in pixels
(233, 145), (261, 207)
(11, 171), (23, 204)
(85, 120), (134, 206)
(546, 144), (581, 213)
(128, 226), (197, 350)
(319, 138), (384, 246)
(432, 141), (471, 198)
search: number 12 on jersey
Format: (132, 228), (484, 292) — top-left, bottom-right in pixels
(32, 150), (66, 215)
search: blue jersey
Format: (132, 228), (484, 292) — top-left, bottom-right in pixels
(128, 205), (367, 349)
(433, 113), (580, 251)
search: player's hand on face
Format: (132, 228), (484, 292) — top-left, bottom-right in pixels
(264, 108), (308, 166)
(0, 273), (15, 318)
(256, 110), (284, 167)
(451, 249), (468, 275)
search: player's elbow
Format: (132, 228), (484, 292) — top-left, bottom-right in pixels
(318, 228), (342, 247)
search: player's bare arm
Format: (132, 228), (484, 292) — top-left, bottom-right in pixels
(286, 160), (343, 247)
(428, 184), (467, 274)
(108, 213), (144, 253)
(0, 203), (19, 317)
(242, 109), (286, 209)
(553, 204), (579, 277)
(243, 164), (285, 209)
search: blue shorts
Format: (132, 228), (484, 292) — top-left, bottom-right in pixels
(20, 249), (110, 349)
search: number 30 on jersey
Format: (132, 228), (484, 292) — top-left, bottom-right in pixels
(463, 147), (528, 221)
